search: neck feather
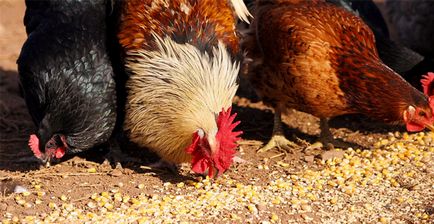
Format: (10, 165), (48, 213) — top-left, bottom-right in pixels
(124, 35), (240, 162)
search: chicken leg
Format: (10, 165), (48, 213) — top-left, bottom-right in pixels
(319, 118), (353, 149)
(319, 118), (334, 146)
(104, 138), (140, 169)
(258, 109), (298, 153)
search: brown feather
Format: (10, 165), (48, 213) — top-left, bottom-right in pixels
(247, 0), (430, 124)
(118, 0), (241, 55)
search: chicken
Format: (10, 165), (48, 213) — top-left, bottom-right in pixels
(117, 0), (249, 177)
(18, 0), (117, 163)
(245, 0), (434, 151)
(328, 0), (434, 91)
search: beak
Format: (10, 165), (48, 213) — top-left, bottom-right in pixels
(39, 155), (51, 167)
(426, 124), (434, 132)
(204, 164), (219, 178)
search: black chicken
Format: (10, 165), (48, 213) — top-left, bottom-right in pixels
(18, 0), (117, 163)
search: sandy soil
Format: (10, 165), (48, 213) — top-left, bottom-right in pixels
(0, 1), (433, 223)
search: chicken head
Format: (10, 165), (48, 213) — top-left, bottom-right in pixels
(186, 107), (242, 177)
(29, 134), (67, 163)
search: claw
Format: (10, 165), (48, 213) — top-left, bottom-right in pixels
(258, 135), (298, 153)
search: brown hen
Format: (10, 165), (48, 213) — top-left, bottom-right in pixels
(245, 0), (434, 151)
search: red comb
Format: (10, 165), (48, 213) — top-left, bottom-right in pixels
(421, 72), (434, 96)
(188, 107), (243, 177)
(212, 107), (243, 176)
(28, 134), (42, 159)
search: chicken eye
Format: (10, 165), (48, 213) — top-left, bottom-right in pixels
(418, 111), (427, 117)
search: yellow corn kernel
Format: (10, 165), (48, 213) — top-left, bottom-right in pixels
(330, 197), (338, 204)
(16, 199), (26, 205)
(60, 195), (68, 201)
(271, 213), (279, 222)
(48, 202), (57, 209)
(379, 217), (389, 224)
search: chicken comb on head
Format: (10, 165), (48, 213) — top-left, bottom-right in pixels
(29, 134), (42, 159)
(421, 72), (434, 96)
(421, 72), (434, 109)
(186, 107), (242, 178)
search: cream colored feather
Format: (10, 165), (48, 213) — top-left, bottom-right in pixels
(125, 35), (240, 163)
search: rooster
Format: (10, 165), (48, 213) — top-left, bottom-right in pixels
(245, 0), (434, 151)
(18, 0), (117, 163)
(117, 0), (250, 177)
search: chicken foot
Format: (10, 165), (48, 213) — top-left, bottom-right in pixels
(319, 118), (353, 149)
(258, 109), (298, 153)
(145, 160), (179, 173)
(104, 138), (141, 169)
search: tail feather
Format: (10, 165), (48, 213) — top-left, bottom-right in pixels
(376, 36), (425, 74)
(230, 0), (253, 23)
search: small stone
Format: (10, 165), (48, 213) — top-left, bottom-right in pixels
(110, 169), (123, 177)
(14, 186), (28, 194)
(257, 203), (267, 211)
(321, 150), (345, 161)
(304, 155), (315, 163)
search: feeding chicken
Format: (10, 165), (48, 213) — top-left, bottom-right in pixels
(18, 0), (117, 163)
(327, 0), (434, 92)
(117, 0), (250, 177)
(244, 0), (434, 152)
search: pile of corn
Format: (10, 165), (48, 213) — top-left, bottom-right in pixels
(1, 131), (433, 223)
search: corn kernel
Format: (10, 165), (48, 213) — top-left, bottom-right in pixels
(230, 213), (240, 220)
(247, 204), (257, 213)
(101, 192), (110, 198)
(48, 202), (57, 209)
(16, 199), (26, 205)
(60, 195), (68, 201)
(87, 167), (96, 173)
(87, 202), (96, 208)
(271, 198), (281, 205)
(104, 203), (114, 210)
(379, 217), (388, 223)
(271, 213), (279, 222)
(330, 197), (338, 204)
(364, 203), (373, 210)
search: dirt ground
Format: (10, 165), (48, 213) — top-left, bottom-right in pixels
(0, 1), (433, 223)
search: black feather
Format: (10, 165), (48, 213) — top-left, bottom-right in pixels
(18, 0), (117, 156)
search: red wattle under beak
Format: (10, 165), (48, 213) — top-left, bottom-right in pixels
(406, 122), (425, 132)
(55, 147), (66, 159)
